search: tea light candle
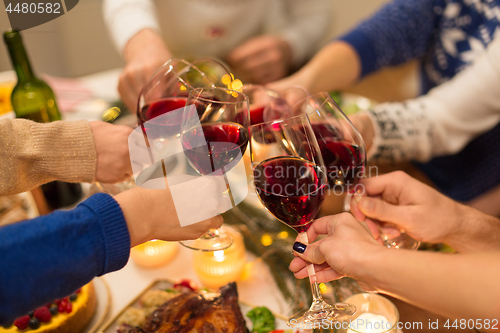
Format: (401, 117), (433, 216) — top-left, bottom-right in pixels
(130, 240), (179, 268)
(341, 293), (399, 333)
(347, 313), (392, 333)
(192, 226), (246, 289)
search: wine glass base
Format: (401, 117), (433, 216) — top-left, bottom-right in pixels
(179, 229), (233, 252)
(286, 302), (356, 328)
(383, 233), (420, 250)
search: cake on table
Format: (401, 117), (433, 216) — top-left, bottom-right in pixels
(0, 282), (96, 333)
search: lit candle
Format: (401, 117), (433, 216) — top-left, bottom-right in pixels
(341, 293), (399, 333)
(192, 226), (246, 289)
(347, 313), (392, 333)
(130, 240), (178, 268)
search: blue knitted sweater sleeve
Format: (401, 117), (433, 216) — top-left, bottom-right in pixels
(0, 193), (130, 324)
(339, 0), (438, 76)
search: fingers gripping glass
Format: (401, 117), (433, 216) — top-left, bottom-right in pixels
(295, 93), (419, 250)
(249, 114), (356, 326)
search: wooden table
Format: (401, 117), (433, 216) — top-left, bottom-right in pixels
(388, 296), (479, 333)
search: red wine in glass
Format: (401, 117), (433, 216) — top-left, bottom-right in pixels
(139, 97), (187, 138)
(310, 123), (364, 192)
(250, 106), (265, 125)
(253, 156), (327, 232)
(181, 122), (248, 175)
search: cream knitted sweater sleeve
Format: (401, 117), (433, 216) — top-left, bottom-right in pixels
(0, 119), (96, 196)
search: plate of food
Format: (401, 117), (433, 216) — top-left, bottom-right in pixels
(97, 279), (302, 333)
(0, 192), (39, 227)
(0, 277), (111, 333)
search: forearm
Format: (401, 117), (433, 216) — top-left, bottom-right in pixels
(361, 249), (500, 323)
(0, 119), (96, 195)
(0, 194), (130, 324)
(294, 41), (361, 93)
(448, 204), (500, 254)
(123, 28), (170, 64)
(114, 186), (175, 247)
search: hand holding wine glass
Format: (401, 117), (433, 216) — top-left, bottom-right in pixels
(350, 171), (464, 248)
(249, 114), (355, 326)
(295, 93), (420, 250)
(288, 212), (383, 291)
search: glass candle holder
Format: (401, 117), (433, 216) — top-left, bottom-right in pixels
(338, 293), (399, 333)
(192, 226), (246, 289)
(130, 240), (179, 268)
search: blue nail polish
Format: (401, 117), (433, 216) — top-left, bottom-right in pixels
(293, 242), (307, 254)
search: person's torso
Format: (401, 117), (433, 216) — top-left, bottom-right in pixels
(422, 0), (500, 92)
(418, 0), (500, 201)
(154, 0), (290, 59)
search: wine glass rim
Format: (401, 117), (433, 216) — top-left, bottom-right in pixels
(248, 112), (309, 129)
(241, 83), (280, 97)
(164, 58), (208, 89)
(143, 58), (212, 94)
(292, 91), (344, 115)
(188, 87), (249, 104)
(137, 58), (209, 113)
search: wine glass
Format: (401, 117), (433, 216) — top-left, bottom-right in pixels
(130, 59), (243, 251)
(249, 114), (356, 326)
(179, 87), (250, 251)
(137, 58), (232, 137)
(297, 93), (420, 250)
(242, 84), (292, 125)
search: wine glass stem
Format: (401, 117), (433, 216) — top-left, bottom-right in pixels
(222, 167), (236, 207)
(298, 232), (324, 304)
(201, 229), (219, 239)
(343, 192), (352, 212)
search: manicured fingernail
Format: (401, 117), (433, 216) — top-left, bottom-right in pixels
(353, 193), (363, 203)
(293, 242), (307, 254)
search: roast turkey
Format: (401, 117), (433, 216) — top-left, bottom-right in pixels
(130, 282), (249, 333)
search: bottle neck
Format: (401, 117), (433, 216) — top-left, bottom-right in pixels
(5, 36), (35, 83)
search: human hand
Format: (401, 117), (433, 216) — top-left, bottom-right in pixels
(115, 180), (224, 247)
(119, 29), (171, 111)
(227, 35), (293, 84)
(351, 171), (465, 246)
(289, 213), (384, 291)
(89, 121), (133, 184)
(349, 112), (375, 152)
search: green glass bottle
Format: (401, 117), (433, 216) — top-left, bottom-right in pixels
(3, 30), (61, 122)
(3, 29), (82, 209)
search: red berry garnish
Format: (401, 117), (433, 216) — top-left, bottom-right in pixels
(55, 299), (62, 305)
(34, 307), (52, 322)
(65, 302), (72, 314)
(173, 279), (198, 291)
(58, 300), (67, 313)
(14, 316), (30, 330)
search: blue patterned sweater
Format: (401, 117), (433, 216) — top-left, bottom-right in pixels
(340, 0), (500, 201)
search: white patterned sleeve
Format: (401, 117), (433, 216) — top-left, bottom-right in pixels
(365, 35), (500, 164)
